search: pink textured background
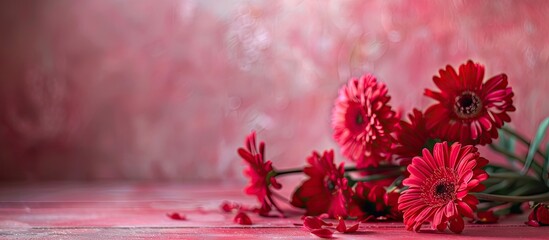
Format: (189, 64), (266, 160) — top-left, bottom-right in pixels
(0, 0), (548, 181)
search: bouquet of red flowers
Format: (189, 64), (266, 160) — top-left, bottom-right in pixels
(236, 60), (549, 235)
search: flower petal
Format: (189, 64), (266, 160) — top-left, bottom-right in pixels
(234, 212), (252, 225)
(310, 228), (334, 238)
(166, 212), (187, 220)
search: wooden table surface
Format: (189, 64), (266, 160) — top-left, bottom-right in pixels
(0, 182), (545, 239)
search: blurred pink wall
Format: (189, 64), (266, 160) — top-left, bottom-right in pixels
(1, 0), (549, 181)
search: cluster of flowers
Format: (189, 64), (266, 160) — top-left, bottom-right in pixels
(237, 60), (549, 234)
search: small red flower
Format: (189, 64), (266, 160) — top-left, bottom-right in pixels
(350, 182), (402, 221)
(393, 109), (438, 166)
(332, 74), (399, 168)
(166, 212), (187, 220)
(526, 203), (549, 227)
(471, 210), (499, 224)
(424, 60), (515, 145)
(398, 142), (489, 233)
(237, 132), (283, 216)
(291, 150), (354, 218)
(234, 212), (253, 225)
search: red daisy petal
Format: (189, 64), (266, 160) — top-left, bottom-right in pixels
(336, 218), (360, 233)
(291, 150), (354, 218)
(424, 60), (514, 145)
(399, 142), (488, 234)
(332, 74), (398, 167)
(166, 212), (187, 220)
(234, 212), (253, 225)
(237, 132), (284, 216)
(310, 228), (334, 238)
(303, 216), (333, 230)
(527, 203), (549, 227)
(336, 218), (347, 232)
(448, 216), (465, 234)
(393, 109), (437, 166)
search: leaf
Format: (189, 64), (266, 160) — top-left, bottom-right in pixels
(541, 143), (549, 187)
(521, 117), (549, 175)
(497, 129), (517, 167)
(345, 174), (357, 187)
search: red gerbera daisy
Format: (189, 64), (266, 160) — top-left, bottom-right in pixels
(237, 132), (283, 216)
(398, 142), (489, 233)
(350, 182), (402, 221)
(291, 150), (353, 218)
(393, 109), (440, 166)
(332, 74), (399, 167)
(424, 60), (515, 145)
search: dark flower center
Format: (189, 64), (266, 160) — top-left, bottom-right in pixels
(326, 179), (336, 191)
(356, 113), (364, 125)
(432, 181), (455, 202)
(454, 91), (482, 119)
(421, 167), (458, 206)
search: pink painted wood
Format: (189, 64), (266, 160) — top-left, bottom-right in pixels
(0, 183), (545, 239)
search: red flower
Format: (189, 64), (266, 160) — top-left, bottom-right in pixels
(291, 150), (353, 218)
(332, 74), (399, 168)
(237, 132), (283, 216)
(424, 60), (515, 145)
(350, 182), (402, 221)
(393, 109), (438, 166)
(526, 203), (549, 227)
(398, 142), (489, 233)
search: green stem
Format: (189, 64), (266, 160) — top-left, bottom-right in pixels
(386, 175), (406, 192)
(482, 180), (511, 194)
(485, 163), (519, 172)
(274, 168), (303, 176)
(501, 127), (548, 160)
(473, 191), (549, 203)
(275, 165), (402, 177)
(351, 170), (402, 182)
(488, 172), (539, 181)
(488, 143), (543, 176)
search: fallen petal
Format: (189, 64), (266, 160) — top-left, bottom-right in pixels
(336, 218), (346, 232)
(310, 228), (334, 238)
(526, 220), (540, 227)
(167, 212), (187, 220)
(319, 213), (330, 219)
(336, 218), (359, 233)
(346, 223), (359, 233)
(234, 212), (253, 225)
(304, 216), (333, 230)
(221, 201), (233, 213)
